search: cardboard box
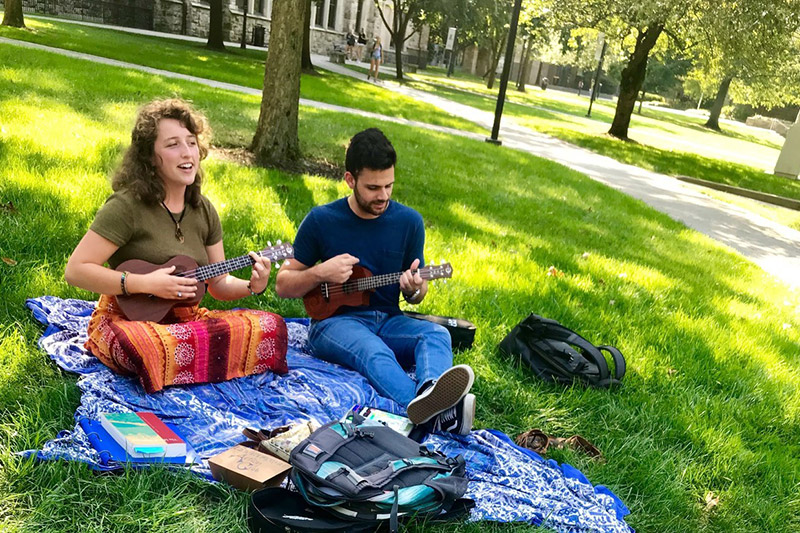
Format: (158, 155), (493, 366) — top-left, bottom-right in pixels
(208, 444), (291, 492)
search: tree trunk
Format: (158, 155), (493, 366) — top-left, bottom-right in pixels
(486, 34), (506, 89)
(516, 38), (531, 92)
(393, 14), (408, 80)
(301, 0), (315, 73)
(608, 24), (663, 140)
(251, 0), (304, 166)
(2, 0), (26, 28)
(207, 0), (226, 51)
(394, 15), (408, 81)
(704, 76), (733, 131)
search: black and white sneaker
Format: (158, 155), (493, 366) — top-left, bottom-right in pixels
(432, 393), (475, 435)
(406, 364), (474, 425)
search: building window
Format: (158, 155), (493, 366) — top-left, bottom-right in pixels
(314, 0), (324, 26)
(255, 0), (265, 15)
(310, 0), (339, 29)
(236, 0), (246, 10)
(327, 0), (338, 30)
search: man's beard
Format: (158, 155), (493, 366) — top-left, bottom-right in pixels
(354, 189), (389, 216)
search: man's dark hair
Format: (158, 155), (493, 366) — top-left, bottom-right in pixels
(345, 128), (396, 178)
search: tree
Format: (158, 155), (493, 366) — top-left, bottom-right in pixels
(301, 0), (315, 73)
(551, 0), (702, 140)
(374, 0), (428, 81)
(638, 52), (691, 104)
(2, 0), (26, 28)
(476, 0), (512, 89)
(207, 0), (226, 50)
(690, 0), (800, 130)
(251, 0), (305, 166)
(515, 6), (550, 91)
(426, 0), (482, 75)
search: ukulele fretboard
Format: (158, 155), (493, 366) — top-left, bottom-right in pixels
(348, 270), (436, 292)
(191, 254), (258, 281)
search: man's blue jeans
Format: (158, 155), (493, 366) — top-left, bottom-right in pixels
(308, 310), (453, 407)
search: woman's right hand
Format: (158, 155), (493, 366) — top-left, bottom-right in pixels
(130, 265), (199, 300)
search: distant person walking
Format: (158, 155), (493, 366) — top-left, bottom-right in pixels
(357, 30), (367, 61)
(367, 36), (383, 83)
(346, 29), (356, 61)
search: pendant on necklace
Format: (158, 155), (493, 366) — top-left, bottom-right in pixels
(175, 223), (185, 243)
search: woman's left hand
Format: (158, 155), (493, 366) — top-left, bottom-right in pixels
(248, 251), (272, 294)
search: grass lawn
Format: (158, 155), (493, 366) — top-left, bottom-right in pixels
(392, 67), (800, 202)
(2, 44), (800, 533)
(0, 15), (485, 136)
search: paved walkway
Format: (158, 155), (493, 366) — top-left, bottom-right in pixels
(4, 31), (799, 290)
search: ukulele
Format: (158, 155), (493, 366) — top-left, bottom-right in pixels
(303, 262), (453, 320)
(115, 241), (293, 322)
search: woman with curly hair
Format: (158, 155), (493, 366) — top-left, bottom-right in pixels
(65, 98), (288, 393)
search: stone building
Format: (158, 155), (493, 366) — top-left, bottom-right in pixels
(22, 0), (428, 60)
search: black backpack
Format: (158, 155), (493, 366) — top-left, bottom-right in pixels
(288, 416), (469, 532)
(248, 487), (474, 533)
(499, 313), (626, 388)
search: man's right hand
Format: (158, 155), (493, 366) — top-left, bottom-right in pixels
(316, 254), (360, 284)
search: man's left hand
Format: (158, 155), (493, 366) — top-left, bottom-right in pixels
(399, 258), (424, 298)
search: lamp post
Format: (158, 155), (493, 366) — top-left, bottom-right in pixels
(486, 0), (523, 145)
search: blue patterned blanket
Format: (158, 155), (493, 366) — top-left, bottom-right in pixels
(25, 296), (633, 532)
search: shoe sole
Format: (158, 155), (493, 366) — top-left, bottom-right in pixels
(407, 365), (474, 424)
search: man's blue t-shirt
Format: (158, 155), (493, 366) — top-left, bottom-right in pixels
(292, 198), (425, 316)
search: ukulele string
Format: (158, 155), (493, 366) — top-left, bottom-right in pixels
(172, 250), (276, 280)
(320, 269), (434, 297)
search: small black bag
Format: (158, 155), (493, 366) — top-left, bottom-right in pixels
(498, 313), (626, 388)
(403, 312), (476, 352)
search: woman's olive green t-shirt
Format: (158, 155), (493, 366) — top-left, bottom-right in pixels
(90, 188), (223, 269)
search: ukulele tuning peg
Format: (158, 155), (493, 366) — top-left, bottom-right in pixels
(277, 239), (282, 245)
(268, 241), (273, 247)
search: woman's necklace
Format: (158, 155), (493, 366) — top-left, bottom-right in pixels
(161, 201), (186, 243)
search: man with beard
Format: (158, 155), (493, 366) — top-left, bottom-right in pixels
(276, 128), (475, 435)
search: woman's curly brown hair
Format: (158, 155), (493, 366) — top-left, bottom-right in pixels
(112, 99), (211, 207)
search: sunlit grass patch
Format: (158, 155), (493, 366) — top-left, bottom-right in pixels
(0, 15), (485, 135)
(1, 41), (800, 533)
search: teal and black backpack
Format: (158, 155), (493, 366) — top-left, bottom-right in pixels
(287, 416), (470, 532)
